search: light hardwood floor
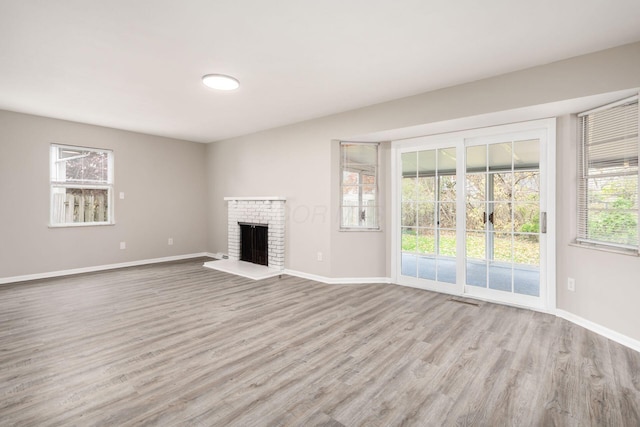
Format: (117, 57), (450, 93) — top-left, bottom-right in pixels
(1, 257), (639, 426)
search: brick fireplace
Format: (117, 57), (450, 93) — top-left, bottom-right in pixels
(224, 197), (286, 270)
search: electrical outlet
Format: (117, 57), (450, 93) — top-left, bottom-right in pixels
(119, 192), (125, 199)
(120, 241), (126, 250)
(567, 277), (575, 292)
(317, 251), (323, 261)
(168, 238), (173, 245)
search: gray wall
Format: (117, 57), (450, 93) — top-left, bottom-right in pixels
(0, 110), (208, 278)
(206, 41), (640, 341)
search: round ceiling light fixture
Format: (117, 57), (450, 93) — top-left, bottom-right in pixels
(202, 74), (240, 91)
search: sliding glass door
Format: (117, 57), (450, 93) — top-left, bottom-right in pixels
(394, 121), (554, 310)
(401, 147), (458, 286)
(464, 135), (545, 305)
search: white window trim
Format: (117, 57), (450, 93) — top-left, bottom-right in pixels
(49, 144), (115, 227)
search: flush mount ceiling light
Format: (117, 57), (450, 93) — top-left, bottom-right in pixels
(202, 74), (240, 91)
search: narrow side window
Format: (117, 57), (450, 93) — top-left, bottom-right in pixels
(340, 142), (379, 230)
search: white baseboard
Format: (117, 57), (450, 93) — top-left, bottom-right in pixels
(208, 252), (228, 260)
(556, 309), (640, 354)
(0, 252), (212, 285)
(283, 269), (392, 285)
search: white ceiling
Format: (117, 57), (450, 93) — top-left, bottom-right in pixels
(1, 1), (639, 143)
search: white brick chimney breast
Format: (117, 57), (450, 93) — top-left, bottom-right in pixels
(224, 197), (286, 270)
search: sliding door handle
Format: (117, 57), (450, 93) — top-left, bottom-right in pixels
(483, 212), (495, 225)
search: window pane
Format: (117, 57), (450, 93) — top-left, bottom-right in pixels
(439, 202), (456, 229)
(402, 228), (417, 252)
(587, 175), (638, 209)
(514, 171), (540, 202)
(514, 139), (539, 169)
(466, 174), (485, 202)
(402, 152), (418, 177)
(438, 147), (456, 174)
(362, 174), (376, 185)
(437, 258), (457, 284)
(514, 234), (539, 266)
(489, 142), (512, 171)
(362, 184), (376, 200)
(51, 187), (110, 224)
(493, 232), (512, 262)
(403, 177), (417, 201)
(342, 171), (359, 184)
(418, 256), (436, 280)
(402, 202), (417, 227)
(342, 207), (359, 228)
(586, 174), (638, 246)
(489, 263), (512, 292)
(417, 176), (436, 201)
(439, 229), (456, 257)
(362, 206), (377, 228)
(343, 144), (377, 167)
(466, 260), (487, 287)
(417, 228), (435, 254)
(418, 150), (436, 175)
(341, 186), (359, 206)
(466, 145), (486, 173)
(492, 203), (512, 232)
(514, 203), (540, 234)
(439, 175), (456, 201)
(466, 202), (485, 231)
(515, 267), (540, 297)
(492, 172), (512, 201)
(401, 253), (418, 277)
(417, 202), (435, 227)
(466, 231), (485, 259)
(56, 148), (109, 184)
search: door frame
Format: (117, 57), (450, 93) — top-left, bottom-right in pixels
(391, 119), (556, 312)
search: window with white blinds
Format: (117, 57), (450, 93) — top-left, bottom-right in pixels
(577, 95), (639, 252)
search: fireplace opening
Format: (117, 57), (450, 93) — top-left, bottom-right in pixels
(239, 222), (268, 266)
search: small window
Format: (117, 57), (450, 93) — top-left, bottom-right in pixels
(577, 96), (639, 253)
(50, 144), (114, 226)
(340, 142), (379, 230)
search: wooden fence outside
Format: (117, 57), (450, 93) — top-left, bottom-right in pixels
(52, 190), (107, 224)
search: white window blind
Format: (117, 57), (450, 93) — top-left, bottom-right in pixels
(577, 95), (639, 252)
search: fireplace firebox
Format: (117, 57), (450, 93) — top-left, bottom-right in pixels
(239, 222), (268, 266)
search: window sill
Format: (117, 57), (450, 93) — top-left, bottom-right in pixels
(569, 242), (639, 257)
(49, 222), (115, 228)
(339, 227), (382, 232)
